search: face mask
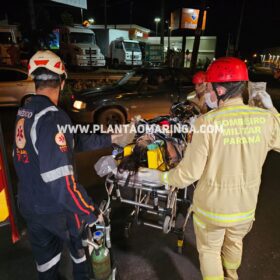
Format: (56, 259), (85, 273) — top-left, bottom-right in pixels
(205, 92), (218, 109)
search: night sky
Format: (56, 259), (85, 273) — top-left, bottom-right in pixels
(1, 0), (280, 57)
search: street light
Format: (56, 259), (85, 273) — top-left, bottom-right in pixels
(154, 17), (161, 37)
(83, 18), (95, 27)
(88, 18), (95, 25)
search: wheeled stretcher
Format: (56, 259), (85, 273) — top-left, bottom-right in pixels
(103, 171), (193, 253)
(96, 107), (200, 253)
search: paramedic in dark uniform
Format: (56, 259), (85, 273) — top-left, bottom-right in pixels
(13, 50), (134, 280)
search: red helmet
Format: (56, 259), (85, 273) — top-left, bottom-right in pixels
(192, 71), (206, 84)
(206, 57), (248, 83)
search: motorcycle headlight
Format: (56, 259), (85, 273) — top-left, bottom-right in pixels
(73, 100), (87, 110)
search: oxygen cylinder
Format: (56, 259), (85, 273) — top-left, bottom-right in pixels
(91, 231), (112, 280)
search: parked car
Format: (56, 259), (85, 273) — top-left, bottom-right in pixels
(0, 66), (35, 106)
(68, 67), (194, 125)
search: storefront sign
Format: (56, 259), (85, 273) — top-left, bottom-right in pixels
(171, 8), (207, 30)
(129, 28), (149, 40)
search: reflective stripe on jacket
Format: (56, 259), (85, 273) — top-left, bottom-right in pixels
(163, 97), (280, 226)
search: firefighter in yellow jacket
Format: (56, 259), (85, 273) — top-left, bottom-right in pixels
(139, 57), (280, 280)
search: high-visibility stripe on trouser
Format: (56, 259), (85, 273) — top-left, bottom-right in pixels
(222, 259), (240, 270)
(36, 253), (61, 272)
(222, 258), (239, 280)
(196, 207), (255, 224)
(221, 221), (254, 280)
(193, 214), (225, 279)
(203, 277), (224, 280)
(70, 253), (87, 264)
(68, 239), (90, 279)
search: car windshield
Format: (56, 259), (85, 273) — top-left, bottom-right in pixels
(117, 71), (143, 89)
(69, 32), (96, 44)
(0, 32), (13, 44)
(123, 42), (141, 52)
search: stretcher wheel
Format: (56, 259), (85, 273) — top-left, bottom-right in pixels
(163, 216), (171, 234)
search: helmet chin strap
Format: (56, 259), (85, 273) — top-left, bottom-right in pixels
(59, 75), (65, 93)
(212, 84), (224, 106)
(57, 76), (65, 103)
(212, 83), (244, 105)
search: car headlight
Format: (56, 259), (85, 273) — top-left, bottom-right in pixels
(73, 100), (87, 110)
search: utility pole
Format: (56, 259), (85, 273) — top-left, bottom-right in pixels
(181, 33), (186, 68)
(80, 8), (84, 23)
(130, 1), (133, 28)
(235, 0), (246, 56)
(166, 20), (171, 50)
(190, 0), (206, 72)
(104, 0), (108, 29)
(160, 0), (165, 46)
(28, 0), (36, 31)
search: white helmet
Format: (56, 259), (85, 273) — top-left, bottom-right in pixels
(28, 50), (67, 79)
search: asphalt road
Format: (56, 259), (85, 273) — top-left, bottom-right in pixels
(0, 103), (280, 280)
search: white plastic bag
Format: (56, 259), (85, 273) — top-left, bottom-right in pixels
(248, 81), (267, 108)
(94, 155), (117, 177)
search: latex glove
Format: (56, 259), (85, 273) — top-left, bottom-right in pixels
(111, 116), (141, 147)
(137, 167), (163, 185)
(252, 91), (274, 109)
(111, 132), (135, 147)
(94, 155), (117, 177)
(111, 125), (135, 147)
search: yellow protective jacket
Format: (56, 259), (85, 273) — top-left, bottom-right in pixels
(163, 97), (280, 226)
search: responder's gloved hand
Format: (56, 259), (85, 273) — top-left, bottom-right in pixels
(111, 127), (135, 147)
(111, 115), (141, 147)
(252, 91), (274, 109)
(83, 202), (102, 226)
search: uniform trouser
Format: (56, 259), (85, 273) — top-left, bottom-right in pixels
(193, 214), (253, 280)
(24, 212), (89, 280)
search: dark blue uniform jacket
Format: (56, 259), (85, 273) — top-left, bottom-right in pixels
(13, 95), (111, 226)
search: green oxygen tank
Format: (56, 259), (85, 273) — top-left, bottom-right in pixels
(91, 230), (112, 280)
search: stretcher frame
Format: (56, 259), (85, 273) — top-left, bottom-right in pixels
(104, 173), (193, 253)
